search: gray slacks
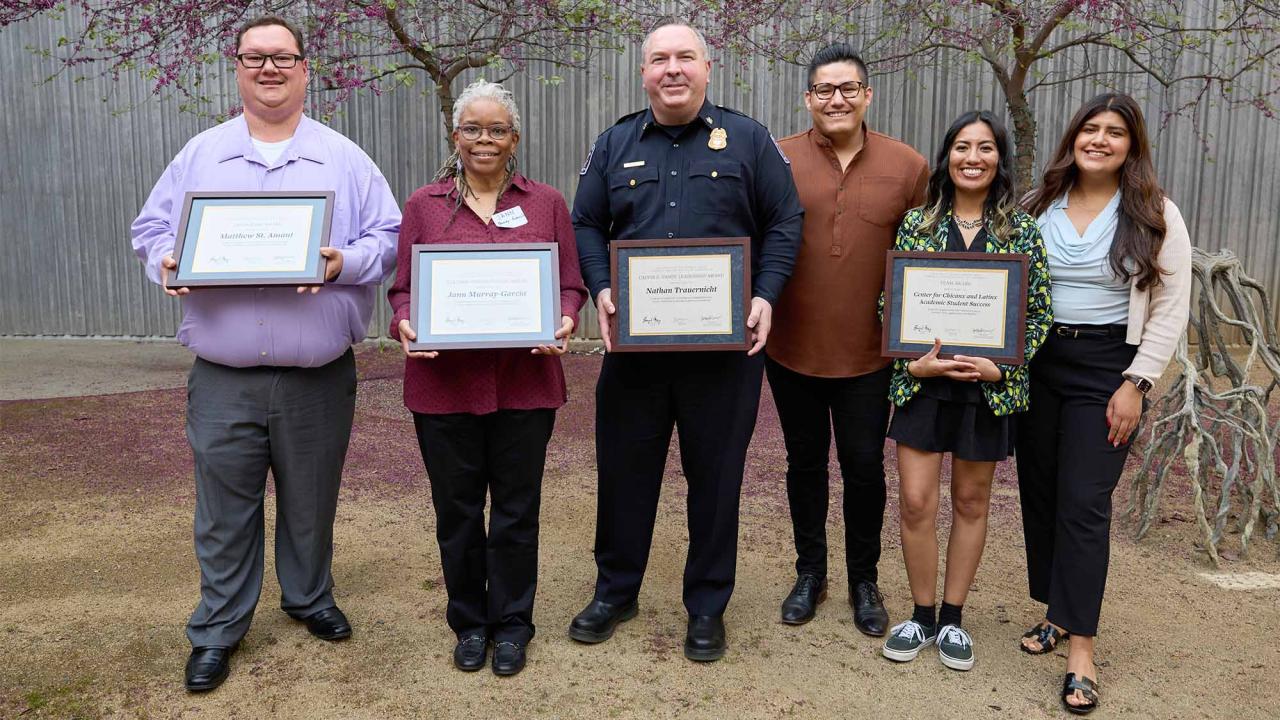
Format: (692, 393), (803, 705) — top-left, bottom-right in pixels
(184, 349), (356, 648)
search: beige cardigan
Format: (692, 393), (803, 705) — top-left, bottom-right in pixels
(1122, 198), (1193, 384)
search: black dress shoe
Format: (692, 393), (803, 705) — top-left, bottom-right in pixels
(851, 580), (889, 637)
(453, 634), (488, 672)
(780, 573), (827, 625)
(303, 606), (352, 641)
(492, 641), (527, 676)
(568, 598), (639, 643)
(185, 645), (234, 692)
(684, 615), (726, 662)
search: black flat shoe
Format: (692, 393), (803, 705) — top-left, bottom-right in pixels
(780, 573), (827, 625)
(492, 641), (527, 676)
(568, 598), (639, 643)
(303, 606), (352, 641)
(684, 615), (726, 662)
(184, 645), (235, 692)
(453, 634), (488, 672)
(851, 580), (889, 637)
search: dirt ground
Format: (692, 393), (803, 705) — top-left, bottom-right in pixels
(1, 340), (1277, 719)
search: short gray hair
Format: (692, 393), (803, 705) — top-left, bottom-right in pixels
(641, 20), (709, 62)
(452, 78), (522, 134)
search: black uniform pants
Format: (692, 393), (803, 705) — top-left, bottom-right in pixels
(413, 408), (556, 645)
(765, 358), (891, 587)
(593, 350), (764, 617)
(1015, 327), (1138, 636)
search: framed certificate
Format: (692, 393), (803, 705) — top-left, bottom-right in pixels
(408, 243), (562, 351)
(170, 190), (334, 287)
(609, 237), (751, 352)
(881, 251), (1029, 365)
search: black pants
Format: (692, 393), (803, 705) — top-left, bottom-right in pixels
(593, 350), (764, 617)
(413, 408), (556, 645)
(765, 357), (892, 586)
(1015, 327), (1138, 636)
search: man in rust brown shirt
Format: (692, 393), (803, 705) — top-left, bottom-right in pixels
(768, 43), (928, 636)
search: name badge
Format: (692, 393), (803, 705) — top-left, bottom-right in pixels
(492, 206), (528, 228)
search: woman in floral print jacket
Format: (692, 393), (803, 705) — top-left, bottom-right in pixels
(878, 111), (1052, 673)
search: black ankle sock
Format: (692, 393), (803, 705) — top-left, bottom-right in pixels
(912, 604), (936, 628)
(939, 602), (963, 628)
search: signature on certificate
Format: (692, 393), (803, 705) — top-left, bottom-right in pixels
(912, 324), (932, 334)
(641, 315), (661, 325)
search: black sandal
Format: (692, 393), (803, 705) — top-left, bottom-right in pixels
(1021, 622), (1069, 654)
(1061, 672), (1100, 715)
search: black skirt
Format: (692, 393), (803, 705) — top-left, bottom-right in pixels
(888, 394), (1014, 462)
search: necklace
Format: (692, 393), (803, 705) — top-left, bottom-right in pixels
(955, 215), (984, 230)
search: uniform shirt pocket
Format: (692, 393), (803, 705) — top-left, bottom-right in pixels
(607, 166), (660, 226)
(857, 175), (909, 227)
(688, 160), (746, 215)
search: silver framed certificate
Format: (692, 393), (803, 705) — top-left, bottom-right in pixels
(170, 190), (334, 287)
(882, 251), (1029, 364)
(408, 243), (562, 350)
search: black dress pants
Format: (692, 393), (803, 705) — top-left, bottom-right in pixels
(765, 357), (892, 586)
(593, 350), (764, 617)
(1015, 327), (1138, 636)
(413, 408), (556, 644)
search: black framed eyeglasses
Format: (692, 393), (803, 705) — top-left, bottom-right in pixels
(809, 81), (866, 100)
(458, 124), (514, 141)
(236, 53), (305, 69)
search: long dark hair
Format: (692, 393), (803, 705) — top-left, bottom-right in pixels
(918, 110), (1019, 242)
(1025, 93), (1167, 290)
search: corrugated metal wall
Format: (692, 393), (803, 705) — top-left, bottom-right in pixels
(2, 10), (1278, 340)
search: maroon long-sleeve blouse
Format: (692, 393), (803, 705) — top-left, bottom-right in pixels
(388, 174), (588, 415)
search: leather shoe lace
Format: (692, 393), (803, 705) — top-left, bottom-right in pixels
(780, 573), (827, 625)
(851, 580), (889, 637)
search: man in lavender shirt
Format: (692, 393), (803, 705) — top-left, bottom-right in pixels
(131, 15), (400, 692)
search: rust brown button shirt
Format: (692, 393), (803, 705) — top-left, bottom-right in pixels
(768, 127), (928, 378)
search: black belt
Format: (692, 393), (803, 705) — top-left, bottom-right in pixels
(1053, 323), (1127, 339)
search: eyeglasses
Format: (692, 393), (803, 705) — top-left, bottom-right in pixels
(458, 124), (514, 141)
(809, 81), (867, 101)
(236, 53), (305, 69)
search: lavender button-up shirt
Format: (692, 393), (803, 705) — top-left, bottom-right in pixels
(132, 115), (401, 368)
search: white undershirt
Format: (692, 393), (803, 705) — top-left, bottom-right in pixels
(251, 136), (293, 166)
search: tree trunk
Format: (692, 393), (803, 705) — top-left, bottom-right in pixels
(1004, 85), (1038, 193)
(436, 77), (457, 151)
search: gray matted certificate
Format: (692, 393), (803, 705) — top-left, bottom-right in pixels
(171, 191), (334, 287)
(882, 251), (1029, 364)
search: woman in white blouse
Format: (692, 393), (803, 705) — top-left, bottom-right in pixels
(1017, 93), (1192, 715)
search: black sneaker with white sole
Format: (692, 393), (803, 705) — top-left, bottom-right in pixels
(937, 624), (975, 671)
(881, 619), (937, 662)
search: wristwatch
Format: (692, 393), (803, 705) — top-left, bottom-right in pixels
(1125, 375), (1153, 394)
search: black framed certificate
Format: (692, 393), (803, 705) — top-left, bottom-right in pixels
(170, 190), (335, 287)
(408, 243), (562, 351)
(609, 237), (751, 352)
(882, 251), (1029, 365)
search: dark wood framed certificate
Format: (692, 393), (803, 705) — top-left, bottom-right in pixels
(408, 243), (562, 351)
(170, 190), (335, 287)
(881, 251), (1029, 365)
(609, 237), (751, 352)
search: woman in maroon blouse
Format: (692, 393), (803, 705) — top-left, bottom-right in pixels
(387, 79), (588, 677)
